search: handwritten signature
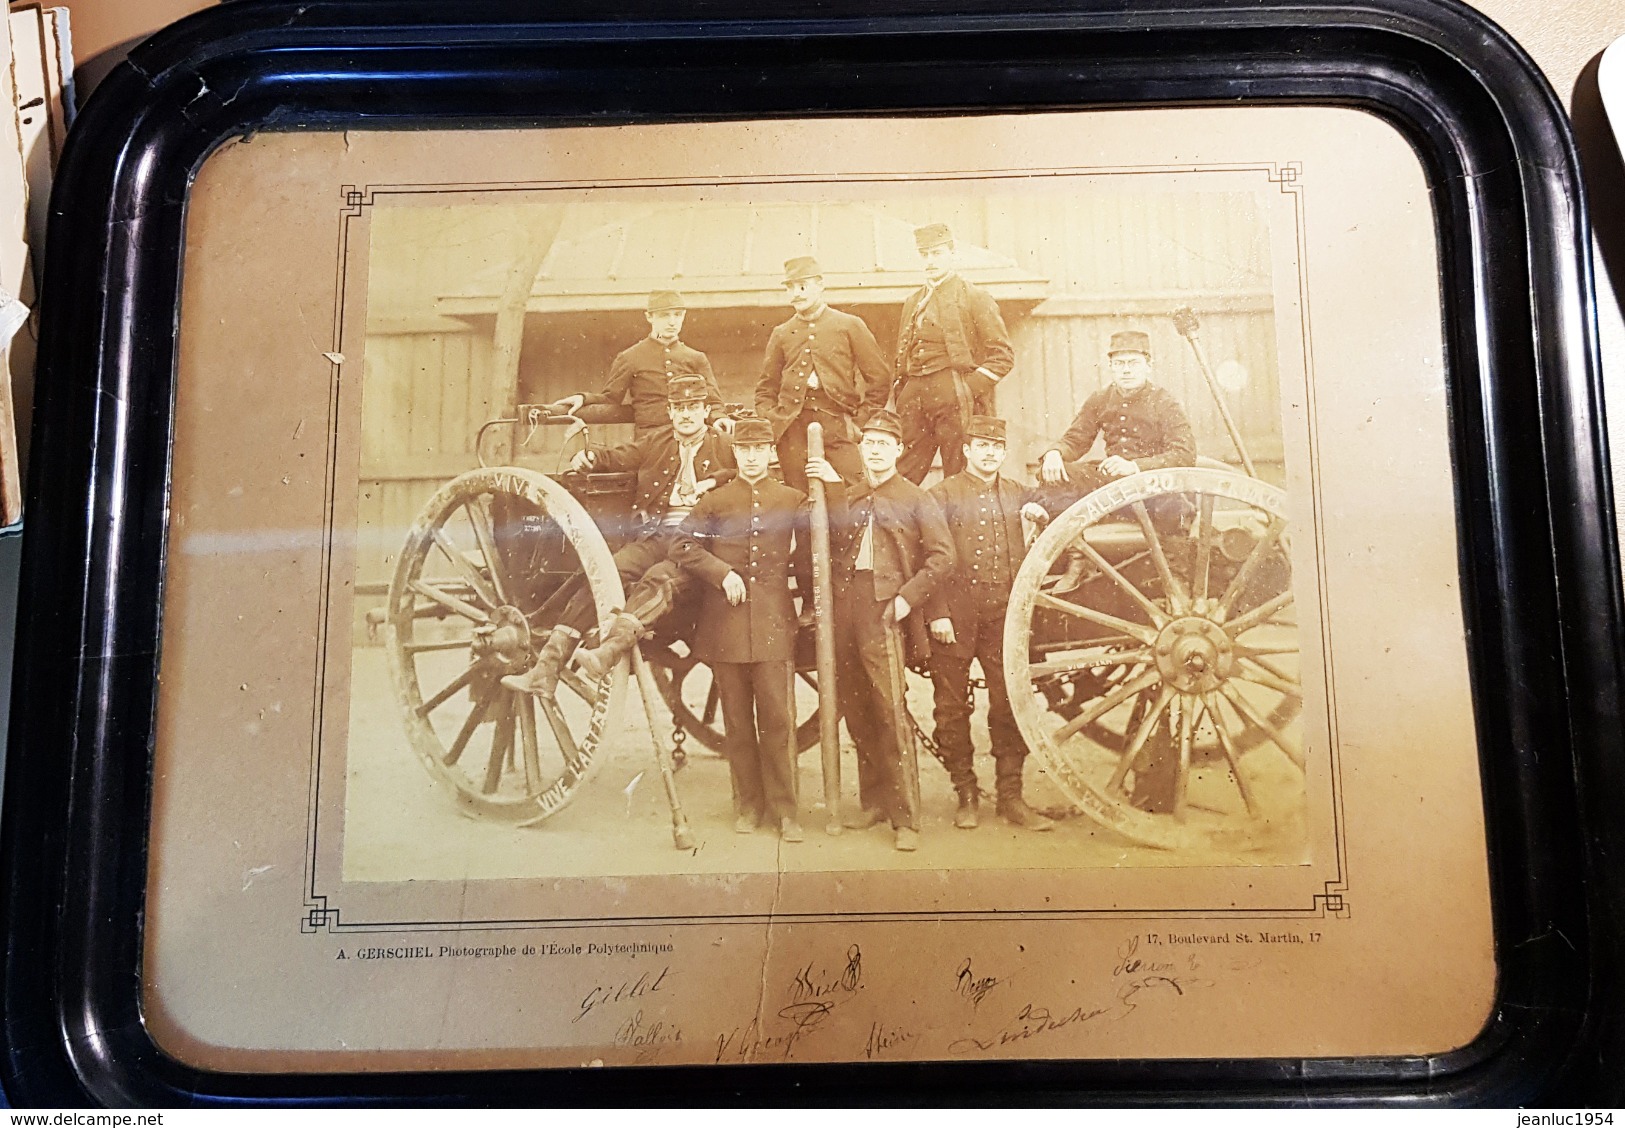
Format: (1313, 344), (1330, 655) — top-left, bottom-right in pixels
(614, 1009), (683, 1064)
(714, 1000), (836, 1063)
(948, 1001), (1118, 1054)
(791, 944), (863, 1003)
(714, 945), (863, 1063)
(864, 1020), (916, 1059)
(955, 958), (1004, 1009)
(949, 935), (1214, 1056)
(575, 965), (670, 1024)
(1112, 935), (1175, 978)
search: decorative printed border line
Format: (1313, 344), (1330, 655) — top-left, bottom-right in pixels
(302, 160), (1349, 933)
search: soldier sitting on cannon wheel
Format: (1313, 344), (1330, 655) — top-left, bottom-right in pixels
(502, 376), (735, 698)
(925, 415), (1056, 833)
(670, 416), (815, 843)
(1035, 329), (1198, 591)
(542, 289), (729, 442)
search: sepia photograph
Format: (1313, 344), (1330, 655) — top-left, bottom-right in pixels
(142, 112), (1496, 1070)
(342, 182), (1309, 883)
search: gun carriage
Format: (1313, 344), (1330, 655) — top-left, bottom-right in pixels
(383, 309), (1303, 851)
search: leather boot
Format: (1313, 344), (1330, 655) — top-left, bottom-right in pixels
(996, 795), (1056, 832)
(1052, 546), (1091, 595)
(575, 612), (643, 681)
(500, 625), (579, 698)
(954, 789), (980, 830)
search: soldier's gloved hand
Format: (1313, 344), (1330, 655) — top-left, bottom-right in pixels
(1021, 502), (1050, 524)
(892, 595), (912, 621)
(1100, 455), (1139, 478)
(570, 449), (597, 472)
(929, 618), (957, 645)
(722, 571), (748, 606)
(1040, 450), (1069, 484)
(806, 457), (842, 484)
(546, 394), (585, 416)
(711, 416), (736, 437)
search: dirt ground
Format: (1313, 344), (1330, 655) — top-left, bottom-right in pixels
(342, 647), (1306, 882)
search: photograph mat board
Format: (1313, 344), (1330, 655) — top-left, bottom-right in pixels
(143, 108), (1494, 1071)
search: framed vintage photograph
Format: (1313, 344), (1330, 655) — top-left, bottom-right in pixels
(3, 0), (1622, 1106)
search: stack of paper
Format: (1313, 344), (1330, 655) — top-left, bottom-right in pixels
(0, 2), (73, 530)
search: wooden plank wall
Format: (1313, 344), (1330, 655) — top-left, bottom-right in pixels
(355, 329), (493, 599)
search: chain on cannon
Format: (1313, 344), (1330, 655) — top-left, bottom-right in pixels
(899, 669), (1074, 820)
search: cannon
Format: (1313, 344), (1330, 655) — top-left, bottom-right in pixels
(380, 403), (826, 830)
(383, 308), (1303, 851)
(1003, 309), (1305, 851)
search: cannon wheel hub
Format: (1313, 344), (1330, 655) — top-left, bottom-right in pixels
(1155, 616), (1233, 693)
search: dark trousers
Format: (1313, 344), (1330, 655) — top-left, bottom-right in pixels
(897, 371), (972, 484)
(536, 529), (689, 635)
(834, 574), (916, 830)
(1032, 459), (1113, 516)
(776, 406), (864, 493)
(714, 660), (797, 822)
(1034, 459), (1193, 531)
(929, 590), (1028, 801)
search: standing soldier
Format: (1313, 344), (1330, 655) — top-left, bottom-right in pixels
(925, 416), (1055, 831)
(670, 417), (812, 842)
(1035, 329), (1197, 516)
(809, 409), (955, 852)
(894, 223), (1015, 484)
(755, 256), (890, 493)
(548, 290), (728, 441)
(503, 377), (734, 697)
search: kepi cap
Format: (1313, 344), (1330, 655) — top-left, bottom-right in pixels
(730, 417), (775, 445)
(646, 289), (686, 313)
(666, 375), (710, 405)
(861, 409), (905, 440)
(782, 256), (823, 284)
(914, 223), (953, 251)
(1107, 330), (1152, 358)
(965, 415), (1007, 442)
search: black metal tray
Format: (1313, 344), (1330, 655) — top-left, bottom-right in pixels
(2, 0), (1621, 1106)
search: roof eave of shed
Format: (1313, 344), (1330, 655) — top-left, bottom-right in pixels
(437, 274), (1051, 316)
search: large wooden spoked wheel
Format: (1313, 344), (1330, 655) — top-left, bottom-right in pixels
(643, 645), (825, 758)
(1005, 467), (1306, 851)
(385, 467), (627, 824)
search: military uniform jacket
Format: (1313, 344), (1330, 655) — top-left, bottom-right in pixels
(828, 472), (956, 610)
(924, 472), (1032, 624)
(895, 274), (1015, 384)
(1049, 384), (1197, 469)
(591, 430), (737, 528)
(754, 305), (890, 440)
(670, 476), (812, 664)
(581, 336), (724, 436)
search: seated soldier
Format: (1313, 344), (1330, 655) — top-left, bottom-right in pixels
(503, 376), (735, 697)
(1035, 329), (1196, 512)
(1035, 329), (1197, 593)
